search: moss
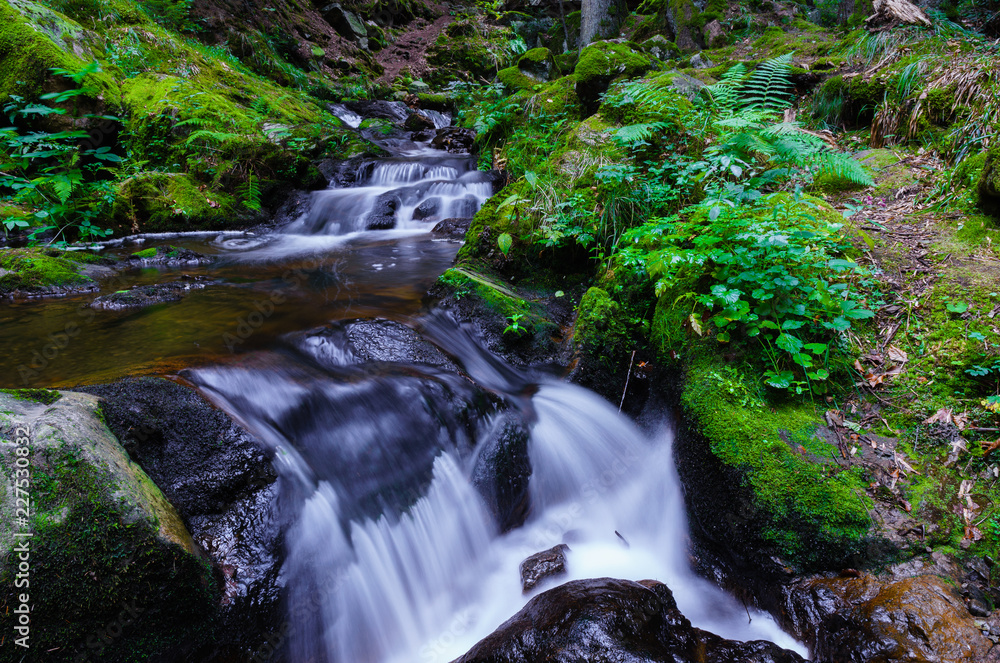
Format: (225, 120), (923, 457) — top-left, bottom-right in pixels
(816, 75), (887, 128)
(554, 52), (578, 75)
(457, 181), (529, 265)
(111, 171), (239, 234)
(977, 143), (1000, 217)
(498, 66), (540, 92)
(0, 388), (62, 404)
(131, 247), (158, 259)
(574, 42), (653, 114)
(416, 92), (450, 111)
(953, 152), (986, 190)
(0, 248), (94, 295)
(679, 354), (872, 568)
(574, 287), (628, 366)
(526, 75), (582, 119)
(426, 17), (518, 88)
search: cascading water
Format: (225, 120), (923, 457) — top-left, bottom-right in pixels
(190, 315), (807, 663)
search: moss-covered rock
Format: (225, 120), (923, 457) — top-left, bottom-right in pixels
(977, 143), (1000, 217)
(0, 391), (218, 660)
(525, 75), (583, 119)
(574, 41), (653, 115)
(0, 248), (100, 297)
(517, 47), (555, 82)
(498, 66), (541, 92)
(111, 171), (239, 234)
(426, 17), (518, 88)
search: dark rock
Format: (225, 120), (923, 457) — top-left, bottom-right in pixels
(404, 111), (436, 132)
(472, 413), (532, 531)
(78, 377), (282, 660)
(411, 128), (436, 142)
(431, 126), (475, 153)
(365, 191), (400, 229)
(273, 188), (314, 226)
(126, 245), (213, 267)
(343, 100), (410, 123)
(90, 280), (206, 310)
(431, 217), (472, 238)
(455, 578), (805, 663)
(320, 3), (368, 49)
(666, 0), (702, 52)
(447, 194), (481, 218)
(520, 544), (569, 592)
(781, 573), (999, 663)
(343, 318), (459, 369)
(413, 196), (441, 220)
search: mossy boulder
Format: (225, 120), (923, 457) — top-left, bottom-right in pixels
(641, 35), (681, 61)
(0, 248), (102, 298)
(666, 0), (702, 52)
(574, 42), (653, 115)
(525, 75), (583, 119)
(0, 391), (218, 660)
(517, 47), (555, 82)
(426, 18), (517, 87)
(499, 66), (541, 92)
(977, 143), (1000, 217)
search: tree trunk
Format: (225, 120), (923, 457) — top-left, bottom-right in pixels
(579, 0), (626, 49)
(865, 0), (932, 29)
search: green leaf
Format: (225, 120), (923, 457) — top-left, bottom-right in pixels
(776, 332), (803, 354)
(497, 232), (513, 257)
(946, 301), (969, 313)
(524, 171), (538, 188)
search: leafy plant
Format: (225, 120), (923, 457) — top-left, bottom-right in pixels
(503, 313), (527, 336)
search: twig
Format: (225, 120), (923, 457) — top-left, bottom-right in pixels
(619, 350), (636, 413)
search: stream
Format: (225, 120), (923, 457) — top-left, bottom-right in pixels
(2, 110), (808, 661)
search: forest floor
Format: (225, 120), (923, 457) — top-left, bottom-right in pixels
(375, 1), (454, 84)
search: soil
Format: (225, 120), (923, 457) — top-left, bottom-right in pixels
(374, 2), (456, 84)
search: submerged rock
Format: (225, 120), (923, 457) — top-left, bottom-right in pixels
(90, 279), (207, 310)
(454, 578), (805, 662)
(520, 544), (569, 592)
(472, 412), (532, 531)
(431, 217), (472, 238)
(432, 126), (476, 153)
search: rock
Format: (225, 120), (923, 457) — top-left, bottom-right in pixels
(574, 41), (653, 115)
(407, 80), (431, 95)
(666, 0), (702, 52)
(691, 52), (715, 69)
(343, 100), (410, 123)
(321, 3), (368, 49)
(125, 244), (213, 266)
(517, 47), (555, 81)
(782, 573), (1000, 663)
(520, 544), (569, 592)
(90, 280), (206, 310)
(431, 217), (472, 238)
(662, 70), (705, 100)
(0, 390), (218, 659)
(455, 578), (805, 663)
(365, 191), (399, 229)
(978, 143), (1000, 216)
(472, 413), (532, 531)
(403, 111), (436, 132)
(641, 34), (680, 61)
(79, 377), (282, 660)
(703, 19), (728, 48)
(431, 126), (475, 153)
(413, 197), (441, 220)
(411, 128), (437, 142)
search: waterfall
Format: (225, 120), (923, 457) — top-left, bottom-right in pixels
(189, 317), (807, 663)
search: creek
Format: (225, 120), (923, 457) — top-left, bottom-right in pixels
(2, 113), (807, 661)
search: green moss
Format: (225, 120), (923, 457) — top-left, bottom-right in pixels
(526, 75), (582, 119)
(416, 92), (450, 111)
(0, 388), (61, 404)
(131, 247), (158, 259)
(574, 42), (653, 113)
(680, 355), (872, 568)
(977, 143), (1000, 216)
(111, 171), (239, 234)
(953, 152), (986, 189)
(498, 66), (540, 92)
(426, 17), (518, 88)
(573, 287), (628, 371)
(0, 248), (94, 295)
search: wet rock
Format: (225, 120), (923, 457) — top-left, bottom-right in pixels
(411, 128), (437, 142)
(0, 390), (217, 659)
(782, 573), (999, 663)
(472, 413), (532, 531)
(431, 126), (475, 153)
(404, 111), (436, 132)
(343, 318), (459, 369)
(407, 80), (431, 95)
(90, 280), (206, 310)
(365, 191), (399, 229)
(520, 544), (569, 592)
(703, 20), (727, 48)
(448, 194), (481, 218)
(431, 217), (472, 238)
(455, 578), (805, 663)
(79, 377), (282, 660)
(125, 244), (213, 266)
(343, 100), (410, 123)
(273, 188), (314, 226)
(413, 197), (441, 220)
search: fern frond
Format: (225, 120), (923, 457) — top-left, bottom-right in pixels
(812, 152), (874, 187)
(613, 122), (673, 146)
(185, 129), (239, 146)
(702, 63), (747, 115)
(742, 53), (794, 113)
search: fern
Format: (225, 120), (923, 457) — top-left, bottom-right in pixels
(741, 53), (794, 113)
(702, 63), (747, 115)
(613, 122), (674, 147)
(184, 129), (239, 146)
(239, 170), (262, 212)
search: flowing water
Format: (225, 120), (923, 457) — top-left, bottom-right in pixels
(2, 117), (808, 660)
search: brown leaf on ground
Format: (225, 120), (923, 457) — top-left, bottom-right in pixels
(980, 439), (1000, 458)
(887, 345), (908, 363)
(923, 407), (968, 429)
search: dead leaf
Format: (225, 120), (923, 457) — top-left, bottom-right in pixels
(887, 345), (908, 363)
(980, 440), (1000, 458)
(688, 313), (703, 337)
(923, 407), (954, 425)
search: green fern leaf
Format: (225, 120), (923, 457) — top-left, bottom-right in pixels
(742, 53), (794, 113)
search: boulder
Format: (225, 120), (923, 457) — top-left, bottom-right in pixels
(0, 390), (219, 660)
(431, 217), (473, 239)
(403, 111), (436, 132)
(321, 3), (368, 49)
(517, 47), (555, 81)
(690, 52), (715, 69)
(455, 578), (805, 662)
(782, 573), (1000, 663)
(471, 413), (532, 531)
(641, 34), (680, 61)
(413, 197), (441, 220)
(343, 100), (410, 123)
(79, 378), (283, 659)
(431, 126), (476, 153)
(407, 80), (431, 95)
(703, 19), (728, 48)
(519, 544), (569, 592)
(574, 41), (653, 115)
(666, 0), (702, 52)
(365, 191), (400, 229)
(125, 245), (213, 266)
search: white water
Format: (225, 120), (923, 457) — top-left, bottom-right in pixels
(277, 380), (806, 663)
